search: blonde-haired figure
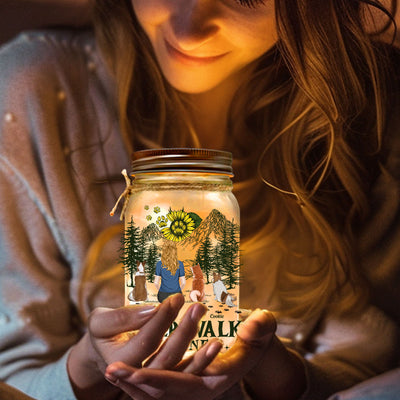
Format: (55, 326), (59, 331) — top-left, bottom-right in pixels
(154, 240), (186, 303)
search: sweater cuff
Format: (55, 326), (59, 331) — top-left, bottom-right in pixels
(296, 358), (334, 400)
(7, 350), (77, 400)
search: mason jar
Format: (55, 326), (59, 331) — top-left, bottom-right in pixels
(122, 148), (241, 352)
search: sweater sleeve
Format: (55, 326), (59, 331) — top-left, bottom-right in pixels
(0, 31), (92, 400)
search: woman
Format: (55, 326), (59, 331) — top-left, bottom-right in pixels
(154, 240), (186, 303)
(0, 1), (399, 400)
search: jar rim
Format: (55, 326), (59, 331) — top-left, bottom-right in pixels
(131, 148), (233, 176)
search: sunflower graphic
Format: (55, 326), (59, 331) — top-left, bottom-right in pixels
(161, 209), (195, 242)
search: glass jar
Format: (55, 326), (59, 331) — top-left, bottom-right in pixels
(122, 148), (241, 352)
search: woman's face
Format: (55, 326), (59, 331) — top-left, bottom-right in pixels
(131, 0), (277, 94)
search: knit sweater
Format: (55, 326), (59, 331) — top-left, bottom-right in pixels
(0, 30), (399, 400)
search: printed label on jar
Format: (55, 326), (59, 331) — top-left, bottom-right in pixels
(122, 204), (241, 352)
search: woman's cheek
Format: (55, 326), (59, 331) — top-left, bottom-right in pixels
(131, 0), (171, 26)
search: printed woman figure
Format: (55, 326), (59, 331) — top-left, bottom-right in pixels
(154, 240), (186, 303)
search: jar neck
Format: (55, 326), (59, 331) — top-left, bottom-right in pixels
(131, 172), (233, 191)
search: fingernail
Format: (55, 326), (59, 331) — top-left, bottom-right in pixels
(238, 308), (251, 321)
(138, 305), (157, 316)
(106, 366), (132, 380)
(168, 293), (184, 309)
(190, 303), (207, 322)
(206, 340), (223, 358)
(104, 372), (118, 384)
(244, 309), (271, 324)
(239, 309), (276, 339)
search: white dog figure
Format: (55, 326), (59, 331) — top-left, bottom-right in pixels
(136, 262), (146, 275)
(212, 272), (236, 307)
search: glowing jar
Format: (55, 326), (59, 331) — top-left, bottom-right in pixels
(122, 148), (241, 352)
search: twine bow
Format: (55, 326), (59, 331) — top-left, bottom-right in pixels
(110, 169), (133, 220)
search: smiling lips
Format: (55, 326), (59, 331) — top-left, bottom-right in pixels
(164, 39), (229, 66)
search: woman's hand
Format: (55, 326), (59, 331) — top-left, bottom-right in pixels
(103, 309), (277, 400)
(68, 294), (213, 400)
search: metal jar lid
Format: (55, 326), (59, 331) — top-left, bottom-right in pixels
(131, 148), (233, 176)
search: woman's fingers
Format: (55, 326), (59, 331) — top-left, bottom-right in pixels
(105, 363), (157, 400)
(88, 305), (157, 338)
(104, 310), (275, 399)
(102, 309), (277, 400)
(146, 308), (273, 374)
(180, 339), (223, 374)
(205, 308), (276, 377)
(236, 308), (277, 345)
(106, 362), (214, 400)
(121, 294), (185, 365)
(117, 381), (159, 400)
(89, 294), (186, 369)
(145, 302), (207, 369)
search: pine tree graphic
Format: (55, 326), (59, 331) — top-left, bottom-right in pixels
(217, 220), (240, 289)
(137, 231), (147, 265)
(146, 242), (158, 283)
(195, 236), (214, 283)
(121, 217), (141, 287)
(225, 220), (241, 289)
(212, 242), (222, 274)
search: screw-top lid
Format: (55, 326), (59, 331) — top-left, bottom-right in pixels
(131, 148), (233, 176)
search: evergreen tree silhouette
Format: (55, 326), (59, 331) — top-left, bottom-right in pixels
(217, 220), (240, 289)
(121, 217), (141, 287)
(195, 236), (214, 283)
(146, 242), (158, 283)
(212, 242), (222, 274)
(218, 225), (230, 277)
(195, 248), (202, 271)
(225, 220), (240, 289)
(192, 246), (203, 276)
(137, 231), (147, 264)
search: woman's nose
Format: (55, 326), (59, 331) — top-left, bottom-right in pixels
(170, 0), (219, 50)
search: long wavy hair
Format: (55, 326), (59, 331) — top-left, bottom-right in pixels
(161, 240), (180, 276)
(92, 0), (396, 320)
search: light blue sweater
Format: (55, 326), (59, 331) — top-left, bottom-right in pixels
(0, 30), (129, 399)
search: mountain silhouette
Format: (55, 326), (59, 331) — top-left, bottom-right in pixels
(183, 209), (231, 247)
